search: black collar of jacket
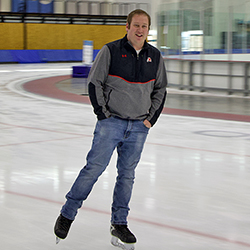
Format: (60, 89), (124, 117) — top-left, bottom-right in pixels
(122, 34), (150, 53)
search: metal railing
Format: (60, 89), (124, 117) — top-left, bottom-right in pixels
(0, 11), (128, 24)
(165, 58), (250, 96)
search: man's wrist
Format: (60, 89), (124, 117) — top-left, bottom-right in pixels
(143, 119), (151, 128)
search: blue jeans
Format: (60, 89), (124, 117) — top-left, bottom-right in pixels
(61, 116), (149, 225)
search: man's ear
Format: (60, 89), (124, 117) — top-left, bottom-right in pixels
(126, 23), (129, 32)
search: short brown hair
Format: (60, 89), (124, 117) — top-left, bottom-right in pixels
(126, 9), (151, 29)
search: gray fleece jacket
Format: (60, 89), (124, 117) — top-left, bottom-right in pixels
(87, 35), (167, 126)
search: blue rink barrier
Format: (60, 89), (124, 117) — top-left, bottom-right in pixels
(0, 49), (100, 63)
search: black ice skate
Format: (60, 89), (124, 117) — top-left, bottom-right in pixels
(110, 224), (137, 250)
(54, 214), (73, 244)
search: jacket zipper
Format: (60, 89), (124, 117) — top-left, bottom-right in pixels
(135, 52), (140, 81)
(131, 46), (143, 81)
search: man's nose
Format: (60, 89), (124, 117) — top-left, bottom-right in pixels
(137, 26), (143, 32)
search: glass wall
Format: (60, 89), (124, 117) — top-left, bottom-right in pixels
(157, 0), (250, 57)
(232, 1), (250, 52)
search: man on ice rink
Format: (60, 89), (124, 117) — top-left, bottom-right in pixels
(54, 8), (167, 250)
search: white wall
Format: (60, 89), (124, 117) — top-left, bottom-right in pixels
(0, 0), (11, 11)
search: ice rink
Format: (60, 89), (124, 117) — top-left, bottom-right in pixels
(1, 63), (250, 250)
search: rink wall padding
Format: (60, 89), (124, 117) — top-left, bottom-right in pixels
(0, 23), (24, 50)
(0, 49), (100, 63)
(26, 23), (126, 50)
(0, 23), (126, 50)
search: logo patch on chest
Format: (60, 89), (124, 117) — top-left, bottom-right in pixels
(147, 57), (152, 63)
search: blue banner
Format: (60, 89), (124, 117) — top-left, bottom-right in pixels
(40, 0), (53, 13)
(12, 0), (53, 13)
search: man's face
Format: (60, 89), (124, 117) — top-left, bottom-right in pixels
(126, 14), (149, 50)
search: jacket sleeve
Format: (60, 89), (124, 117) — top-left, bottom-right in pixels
(87, 45), (111, 120)
(147, 55), (168, 126)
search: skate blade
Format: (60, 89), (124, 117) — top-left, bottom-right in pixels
(111, 236), (135, 250)
(56, 237), (61, 244)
